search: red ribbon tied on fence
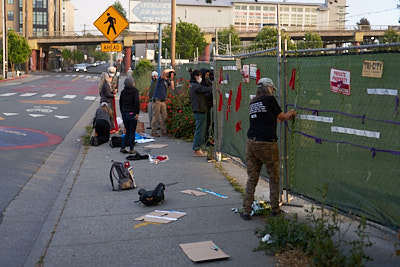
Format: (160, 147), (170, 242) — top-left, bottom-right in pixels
(226, 90), (232, 121)
(256, 69), (261, 84)
(236, 121), (242, 132)
(235, 83), (242, 112)
(289, 68), (296, 90)
(218, 94), (223, 112)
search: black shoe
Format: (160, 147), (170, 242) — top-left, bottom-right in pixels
(240, 213), (251, 221)
(120, 148), (129, 154)
(270, 210), (284, 217)
(146, 126), (152, 129)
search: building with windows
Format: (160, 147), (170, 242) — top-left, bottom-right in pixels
(175, 0), (347, 32)
(1, 0), (75, 38)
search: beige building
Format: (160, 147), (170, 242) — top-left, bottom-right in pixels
(175, 0), (347, 32)
(1, 0), (75, 38)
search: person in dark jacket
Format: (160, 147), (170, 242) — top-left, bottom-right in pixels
(199, 68), (214, 146)
(119, 77), (140, 154)
(90, 102), (113, 146)
(190, 69), (212, 156)
(147, 71), (158, 129)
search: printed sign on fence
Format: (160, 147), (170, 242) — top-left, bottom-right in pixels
(362, 60), (383, 78)
(330, 68), (351, 96)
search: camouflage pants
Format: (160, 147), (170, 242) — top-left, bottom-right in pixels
(243, 139), (280, 214)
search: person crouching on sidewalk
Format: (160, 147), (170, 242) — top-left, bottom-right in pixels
(240, 78), (296, 220)
(189, 69), (212, 157)
(119, 77), (140, 154)
(91, 102), (113, 146)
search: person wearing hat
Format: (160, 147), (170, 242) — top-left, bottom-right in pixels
(147, 71), (158, 129)
(240, 77), (297, 220)
(119, 77), (140, 154)
(151, 69), (175, 137)
(90, 102), (113, 146)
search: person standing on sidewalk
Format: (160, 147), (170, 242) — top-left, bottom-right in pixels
(241, 78), (296, 220)
(119, 77), (140, 154)
(147, 71), (158, 129)
(190, 70), (212, 157)
(151, 69), (175, 137)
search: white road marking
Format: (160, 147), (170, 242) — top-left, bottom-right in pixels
(41, 94), (56, 98)
(0, 93), (17, 96)
(63, 95), (76, 99)
(29, 114), (45, 118)
(54, 115), (70, 119)
(3, 113), (19, 116)
(84, 96), (96, 101)
(20, 93), (38, 97)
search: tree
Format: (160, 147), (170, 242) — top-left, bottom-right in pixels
(61, 49), (72, 69)
(380, 29), (400, 43)
(251, 26), (295, 51)
(7, 30), (31, 75)
(218, 25), (242, 54)
(133, 59), (153, 93)
(72, 49), (84, 63)
(112, 1), (127, 21)
(163, 19), (207, 59)
(356, 17), (371, 30)
(297, 32), (324, 50)
(92, 50), (109, 62)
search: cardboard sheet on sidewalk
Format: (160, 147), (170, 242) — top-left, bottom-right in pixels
(144, 144), (168, 149)
(134, 210), (186, 224)
(180, 189), (207, 197)
(179, 241), (229, 262)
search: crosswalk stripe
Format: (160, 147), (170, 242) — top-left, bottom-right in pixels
(42, 94), (56, 98)
(29, 114), (45, 118)
(63, 95), (76, 99)
(0, 93), (17, 96)
(20, 93), (38, 97)
(84, 96), (96, 101)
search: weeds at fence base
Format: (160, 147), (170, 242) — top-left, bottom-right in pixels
(255, 185), (373, 266)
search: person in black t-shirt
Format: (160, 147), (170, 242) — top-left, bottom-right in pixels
(240, 78), (296, 221)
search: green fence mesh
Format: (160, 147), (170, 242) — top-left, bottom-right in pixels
(176, 49), (400, 229)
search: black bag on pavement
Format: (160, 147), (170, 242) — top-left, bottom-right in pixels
(109, 161), (136, 191)
(137, 183), (165, 205)
(110, 136), (122, 148)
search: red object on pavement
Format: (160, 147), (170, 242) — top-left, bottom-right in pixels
(110, 95), (119, 133)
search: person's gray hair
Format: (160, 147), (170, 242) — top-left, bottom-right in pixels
(98, 72), (109, 91)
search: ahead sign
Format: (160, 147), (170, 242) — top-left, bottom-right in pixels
(94, 6), (129, 42)
(101, 43), (123, 52)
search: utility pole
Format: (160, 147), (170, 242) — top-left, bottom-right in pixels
(2, 0), (7, 79)
(171, 0), (176, 69)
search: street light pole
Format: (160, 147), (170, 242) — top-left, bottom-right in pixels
(2, 0), (7, 79)
(171, 0), (176, 69)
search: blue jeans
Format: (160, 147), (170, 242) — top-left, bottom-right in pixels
(192, 112), (207, 151)
(121, 112), (138, 151)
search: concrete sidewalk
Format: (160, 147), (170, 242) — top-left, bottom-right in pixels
(22, 101), (275, 266)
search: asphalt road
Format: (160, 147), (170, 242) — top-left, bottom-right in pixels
(0, 72), (103, 222)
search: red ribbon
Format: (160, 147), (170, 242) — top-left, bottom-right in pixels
(235, 83), (242, 112)
(218, 94), (223, 112)
(256, 69), (261, 84)
(289, 68), (296, 90)
(235, 121), (242, 132)
(226, 90), (232, 121)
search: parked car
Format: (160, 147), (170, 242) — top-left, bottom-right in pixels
(74, 63), (87, 72)
(87, 62), (97, 67)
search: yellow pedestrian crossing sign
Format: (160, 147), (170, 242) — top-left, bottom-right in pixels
(94, 6), (128, 42)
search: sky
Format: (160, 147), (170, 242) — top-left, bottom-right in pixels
(71, 0), (400, 32)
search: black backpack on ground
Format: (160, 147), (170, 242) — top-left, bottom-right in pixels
(136, 183), (165, 205)
(109, 161), (136, 191)
(110, 136), (122, 148)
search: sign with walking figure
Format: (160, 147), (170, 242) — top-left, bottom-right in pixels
(94, 6), (129, 42)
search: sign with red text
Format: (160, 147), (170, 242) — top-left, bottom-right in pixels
(330, 68), (351, 96)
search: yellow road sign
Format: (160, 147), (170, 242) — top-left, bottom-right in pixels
(94, 6), (129, 42)
(101, 43), (123, 52)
